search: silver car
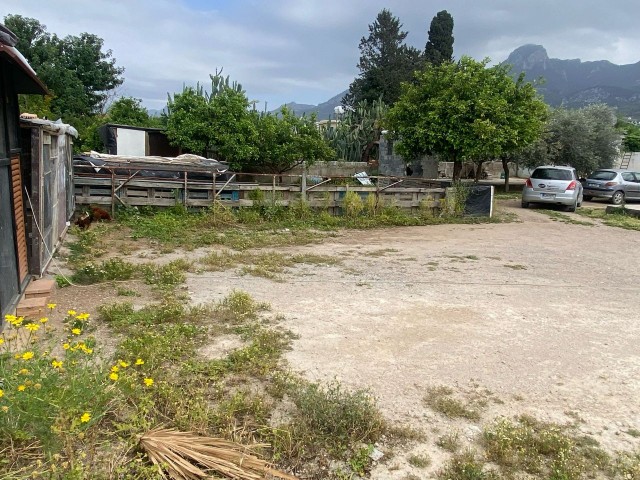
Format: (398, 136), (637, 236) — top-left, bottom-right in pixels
(521, 166), (583, 211)
(582, 169), (640, 205)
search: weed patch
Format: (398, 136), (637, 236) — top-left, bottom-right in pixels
(424, 386), (482, 421)
(577, 207), (640, 231)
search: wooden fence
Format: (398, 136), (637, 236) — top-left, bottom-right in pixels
(73, 172), (447, 215)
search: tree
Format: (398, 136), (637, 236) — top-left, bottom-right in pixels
(323, 98), (388, 162)
(386, 57), (547, 182)
(253, 108), (334, 174)
(619, 120), (640, 151)
(106, 97), (159, 127)
(424, 10), (454, 65)
(343, 9), (422, 106)
(515, 104), (620, 177)
(166, 73), (258, 169)
(3, 15), (124, 118)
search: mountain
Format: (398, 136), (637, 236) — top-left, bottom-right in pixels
(272, 90), (347, 120)
(504, 44), (640, 117)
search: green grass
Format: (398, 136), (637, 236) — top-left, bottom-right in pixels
(437, 431), (462, 452)
(114, 202), (511, 251)
(201, 251), (340, 281)
(408, 453), (431, 468)
(482, 415), (610, 479)
(424, 386), (482, 421)
(536, 209), (594, 225)
(576, 207), (640, 231)
(504, 264), (527, 270)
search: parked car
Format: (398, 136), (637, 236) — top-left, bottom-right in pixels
(521, 166), (583, 211)
(582, 169), (640, 205)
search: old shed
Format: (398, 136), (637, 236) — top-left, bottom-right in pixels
(0, 24), (61, 317)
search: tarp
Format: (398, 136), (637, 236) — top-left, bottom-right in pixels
(464, 185), (494, 217)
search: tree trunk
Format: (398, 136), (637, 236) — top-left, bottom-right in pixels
(474, 161), (484, 183)
(502, 157), (510, 193)
(452, 160), (462, 182)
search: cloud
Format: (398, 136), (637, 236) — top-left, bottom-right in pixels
(2, 0), (639, 110)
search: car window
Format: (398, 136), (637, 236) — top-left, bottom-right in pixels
(635, 173), (640, 183)
(531, 168), (573, 180)
(621, 172), (635, 182)
(588, 170), (617, 180)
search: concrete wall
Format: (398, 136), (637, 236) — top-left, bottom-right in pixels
(624, 153), (640, 170)
(379, 136), (439, 178)
(286, 161), (371, 177)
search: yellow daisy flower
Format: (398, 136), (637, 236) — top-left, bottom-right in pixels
(80, 412), (91, 423)
(143, 378), (154, 387)
(47, 303), (57, 310)
(39, 317), (49, 324)
(21, 351), (34, 361)
(0, 389), (3, 398)
(67, 310), (77, 316)
(110, 365), (119, 373)
(25, 323), (40, 332)
(62, 343), (70, 350)
(109, 372), (119, 381)
(135, 358), (145, 366)
(17, 385), (26, 392)
(51, 360), (63, 369)
(118, 360), (130, 368)
(71, 328), (81, 335)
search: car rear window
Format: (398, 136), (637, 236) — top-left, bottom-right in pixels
(588, 170), (617, 180)
(531, 168), (573, 180)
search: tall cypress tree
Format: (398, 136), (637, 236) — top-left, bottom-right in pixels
(424, 10), (454, 65)
(343, 9), (421, 106)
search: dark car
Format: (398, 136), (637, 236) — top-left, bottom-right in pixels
(583, 169), (640, 205)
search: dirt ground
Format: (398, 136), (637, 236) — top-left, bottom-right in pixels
(183, 201), (640, 478)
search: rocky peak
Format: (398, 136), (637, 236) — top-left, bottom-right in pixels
(505, 44), (549, 70)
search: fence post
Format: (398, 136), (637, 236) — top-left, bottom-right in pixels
(301, 161), (307, 201)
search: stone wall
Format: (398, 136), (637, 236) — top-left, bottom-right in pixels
(379, 136), (439, 178)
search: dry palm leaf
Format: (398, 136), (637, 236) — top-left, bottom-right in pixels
(139, 428), (298, 480)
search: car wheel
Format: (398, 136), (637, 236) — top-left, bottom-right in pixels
(566, 199), (577, 212)
(577, 193), (583, 207)
(583, 195), (592, 201)
(611, 191), (625, 205)
(521, 200), (529, 208)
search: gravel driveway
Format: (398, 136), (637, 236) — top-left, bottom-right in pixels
(188, 201), (640, 477)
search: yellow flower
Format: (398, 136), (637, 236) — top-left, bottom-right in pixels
(21, 351), (34, 361)
(17, 385), (26, 392)
(118, 360), (130, 368)
(76, 313), (90, 321)
(80, 412), (91, 423)
(67, 310), (77, 316)
(109, 372), (119, 381)
(1, 406), (8, 413)
(25, 323), (40, 332)
(110, 365), (119, 373)
(4, 314), (16, 322)
(135, 358), (144, 366)
(14, 353), (20, 359)
(47, 303), (57, 310)
(0, 389), (3, 398)
(51, 360), (63, 369)
(143, 378), (154, 387)
(62, 343), (70, 350)
(0, 338), (4, 345)
(71, 328), (81, 335)
(39, 317), (49, 324)
(80, 345), (93, 355)
(18, 368), (29, 375)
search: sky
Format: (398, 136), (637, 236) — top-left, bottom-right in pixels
(2, 0), (639, 111)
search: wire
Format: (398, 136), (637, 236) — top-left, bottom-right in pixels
(23, 184), (86, 288)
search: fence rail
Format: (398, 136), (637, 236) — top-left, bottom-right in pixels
(73, 171), (447, 214)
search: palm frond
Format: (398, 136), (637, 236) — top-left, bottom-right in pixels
(139, 428), (298, 480)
